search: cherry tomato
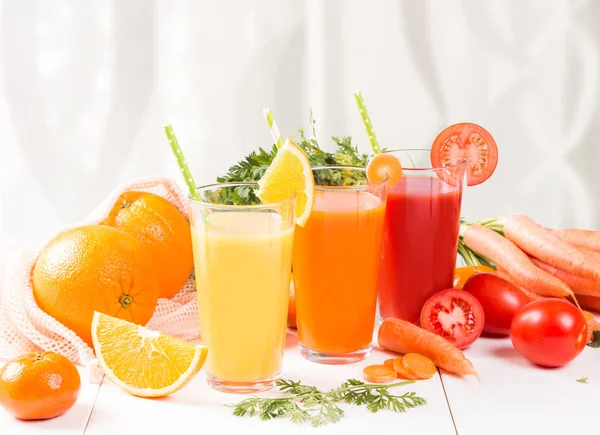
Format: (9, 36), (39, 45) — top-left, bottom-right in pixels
(420, 289), (485, 350)
(463, 273), (530, 336)
(510, 299), (587, 368)
(453, 265), (496, 290)
(430, 123), (499, 186)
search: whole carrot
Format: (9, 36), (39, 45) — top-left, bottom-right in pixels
(496, 266), (543, 301)
(462, 224), (573, 299)
(577, 294), (600, 313)
(551, 228), (600, 252)
(581, 310), (600, 343)
(504, 215), (600, 282)
(576, 246), (600, 264)
(529, 257), (600, 297)
(377, 318), (477, 377)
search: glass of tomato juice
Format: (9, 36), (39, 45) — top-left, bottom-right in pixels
(376, 150), (466, 324)
(292, 165), (388, 364)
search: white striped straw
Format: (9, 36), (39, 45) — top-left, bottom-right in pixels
(263, 108), (284, 149)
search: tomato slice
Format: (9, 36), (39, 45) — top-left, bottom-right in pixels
(430, 123), (498, 186)
(419, 289), (485, 350)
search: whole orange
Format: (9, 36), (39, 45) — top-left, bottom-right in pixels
(0, 352), (81, 420)
(102, 191), (193, 299)
(32, 225), (160, 346)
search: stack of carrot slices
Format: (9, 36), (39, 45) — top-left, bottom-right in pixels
(363, 353), (437, 383)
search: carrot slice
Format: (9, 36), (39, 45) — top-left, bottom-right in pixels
(392, 357), (419, 380)
(402, 353), (437, 380)
(383, 358), (396, 368)
(363, 364), (398, 384)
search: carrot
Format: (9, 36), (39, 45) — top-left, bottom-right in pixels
(383, 358), (396, 368)
(529, 257), (600, 296)
(363, 365), (398, 384)
(377, 318), (477, 377)
(495, 266), (543, 301)
(551, 228), (600, 252)
(392, 357), (419, 380)
(462, 224), (573, 299)
(576, 246), (600, 264)
(582, 311), (599, 343)
(504, 215), (600, 282)
(576, 294), (600, 313)
(402, 353), (437, 380)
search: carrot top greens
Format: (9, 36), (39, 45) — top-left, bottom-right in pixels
(228, 378), (426, 427)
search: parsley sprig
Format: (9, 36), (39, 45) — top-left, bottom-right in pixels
(215, 111), (370, 205)
(228, 378), (426, 427)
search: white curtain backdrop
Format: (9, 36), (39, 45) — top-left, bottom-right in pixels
(1, 0), (599, 255)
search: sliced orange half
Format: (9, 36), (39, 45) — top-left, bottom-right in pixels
(91, 312), (207, 397)
(257, 139), (314, 227)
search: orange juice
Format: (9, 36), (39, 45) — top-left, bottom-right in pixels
(293, 188), (386, 363)
(191, 211), (294, 391)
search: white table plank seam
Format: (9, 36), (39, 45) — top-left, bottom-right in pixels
(438, 371), (459, 435)
(82, 375), (104, 435)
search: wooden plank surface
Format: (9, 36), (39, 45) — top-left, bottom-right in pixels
(83, 333), (456, 435)
(441, 335), (599, 435)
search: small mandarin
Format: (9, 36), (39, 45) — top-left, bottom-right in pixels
(0, 352), (81, 420)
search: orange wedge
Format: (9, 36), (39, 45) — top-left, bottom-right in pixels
(91, 312), (207, 397)
(257, 139), (314, 227)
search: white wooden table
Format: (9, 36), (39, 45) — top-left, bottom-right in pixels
(2, 327), (598, 435)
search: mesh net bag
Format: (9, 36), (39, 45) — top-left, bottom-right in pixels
(0, 177), (200, 383)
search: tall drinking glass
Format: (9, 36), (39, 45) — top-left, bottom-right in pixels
(293, 166), (387, 364)
(376, 150), (466, 324)
(189, 183), (295, 393)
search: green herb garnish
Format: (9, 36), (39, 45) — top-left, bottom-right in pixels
(216, 111), (369, 204)
(587, 331), (600, 348)
(228, 378), (426, 427)
(576, 377), (589, 383)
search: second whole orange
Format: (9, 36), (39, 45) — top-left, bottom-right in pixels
(102, 191), (193, 299)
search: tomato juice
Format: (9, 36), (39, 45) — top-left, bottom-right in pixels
(377, 159), (465, 325)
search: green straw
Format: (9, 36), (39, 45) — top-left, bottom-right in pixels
(163, 124), (201, 200)
(354, 91), (382, 154)
(263, 108), (284, 149)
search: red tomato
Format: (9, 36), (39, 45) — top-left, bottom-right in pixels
(463, 273), (530, 337)
(510, 299), (588, 368)
(420, 289), (485, 350)
(430, 123), (499, 186)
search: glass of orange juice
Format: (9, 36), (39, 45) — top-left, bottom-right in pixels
(189, 182), (295, 393)
(293, 166), (388, 364)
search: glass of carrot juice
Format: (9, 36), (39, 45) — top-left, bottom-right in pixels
(189, 182), (295, 393)
(292, 165), (387, 364)
(376, 149), (466, 324)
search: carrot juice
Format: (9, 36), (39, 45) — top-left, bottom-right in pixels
(376, 150), (466, 325)
(293, 167), (387, 364)
(189, 183), (295, 393)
